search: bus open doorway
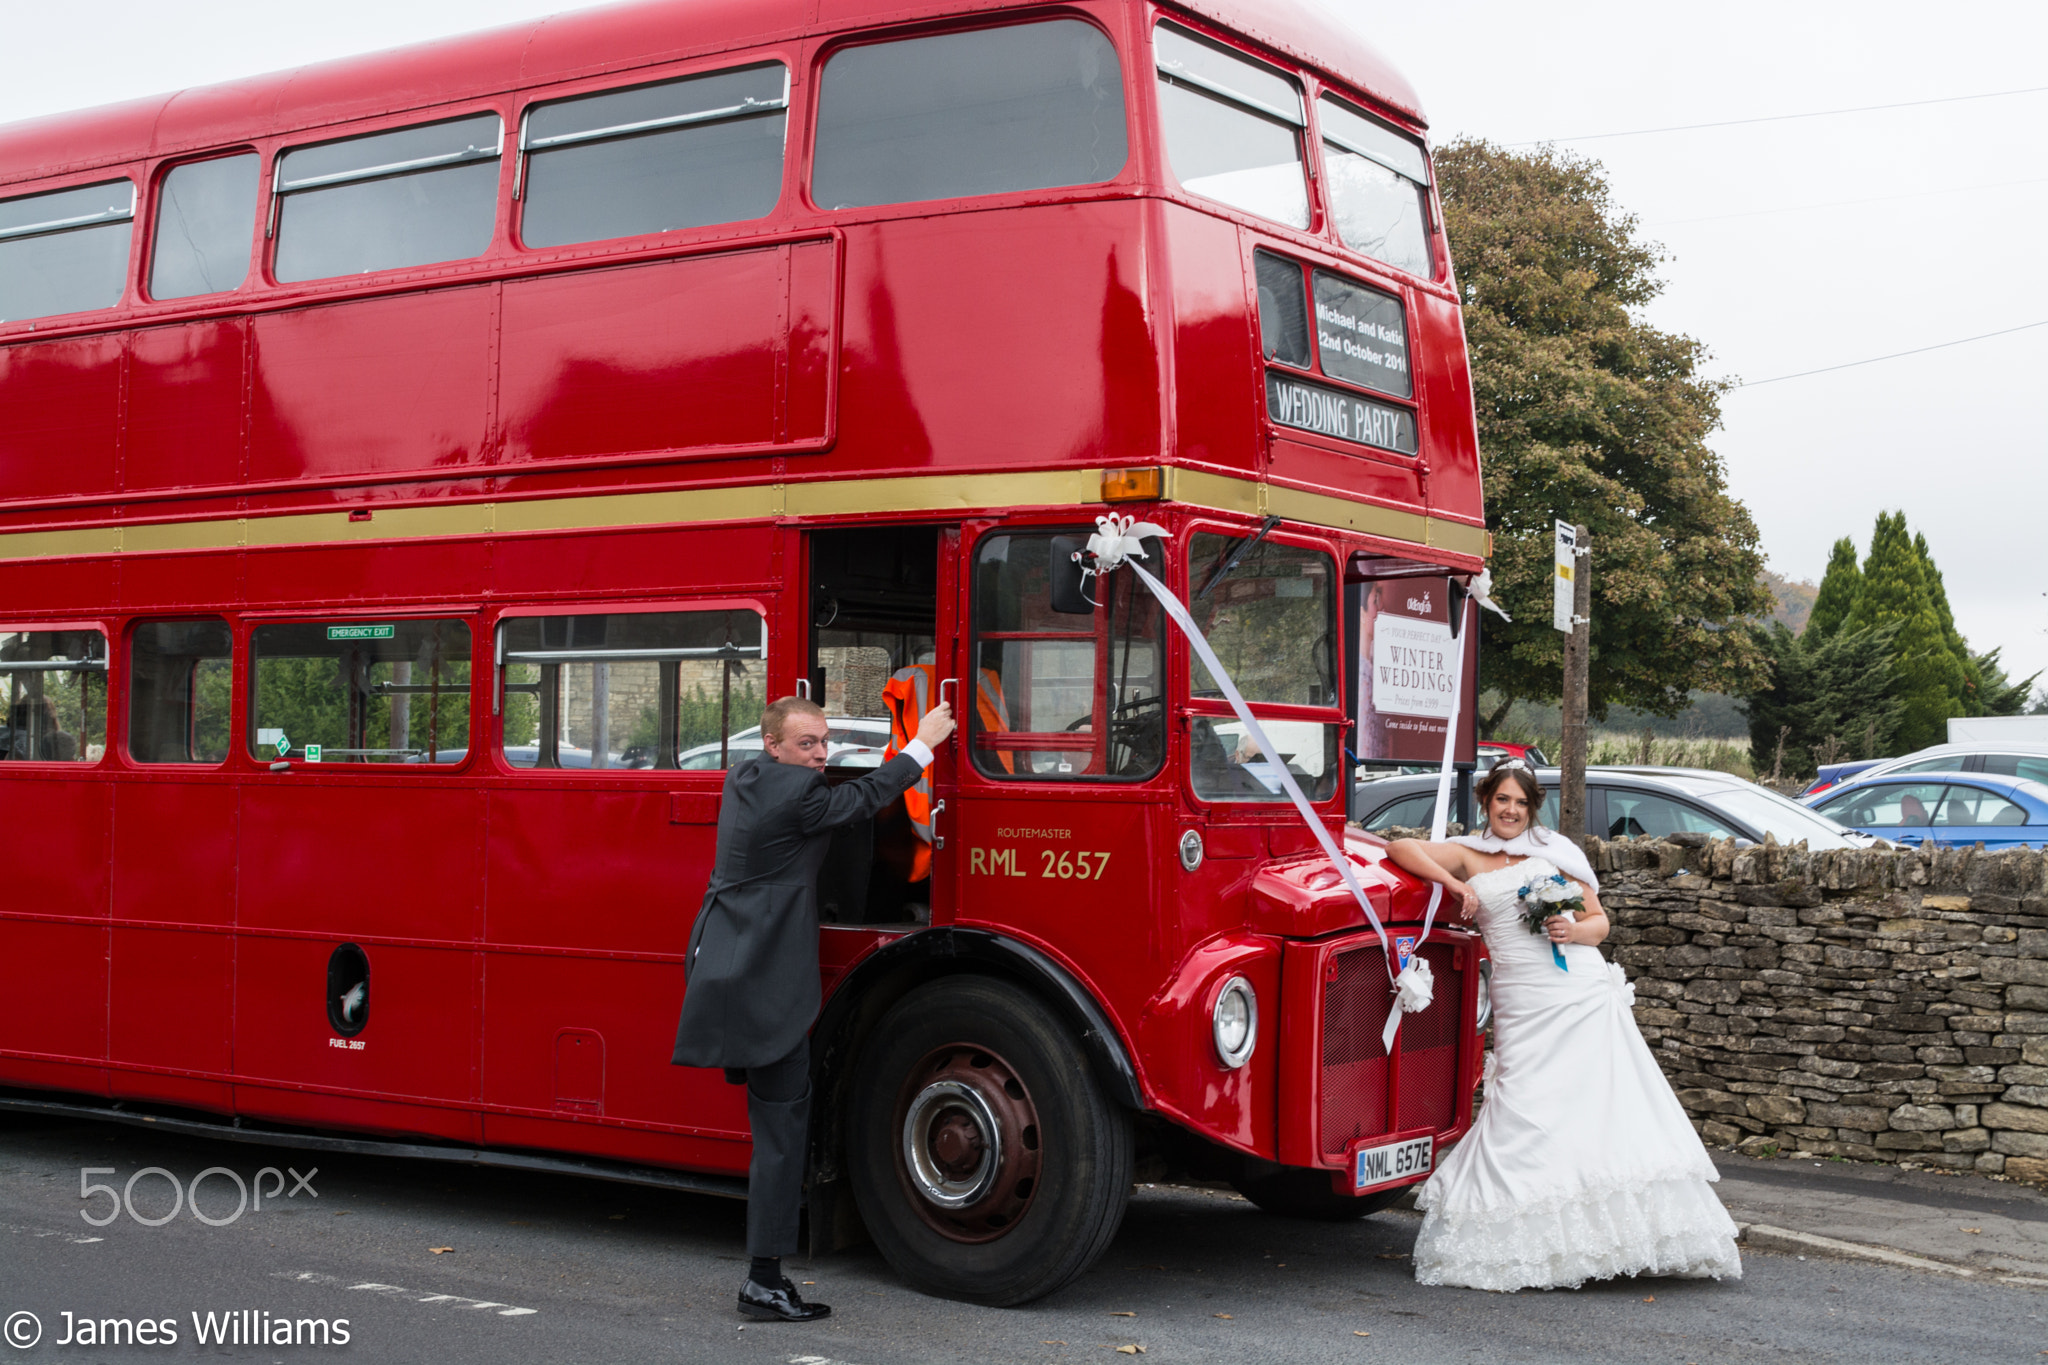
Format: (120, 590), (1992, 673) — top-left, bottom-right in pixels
(805, 525), (957, 929)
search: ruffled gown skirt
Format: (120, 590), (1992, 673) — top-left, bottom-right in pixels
(1413, 862), (1742, 1292)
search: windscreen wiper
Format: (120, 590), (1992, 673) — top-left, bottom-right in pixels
(1195, 515), (1281, 600)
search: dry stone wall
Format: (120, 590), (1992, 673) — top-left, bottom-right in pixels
(1586, 834), (2048, 1182)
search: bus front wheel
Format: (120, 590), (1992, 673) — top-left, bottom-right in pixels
(848, 976), (1132, 1305)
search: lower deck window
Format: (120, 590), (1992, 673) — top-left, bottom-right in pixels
(1187, 531), (1340, 803)
(129, 619), (231, 764)
(498, 609), (764, 770)
(1190, 717), (1338, 802)
(970, 532), (1164, 780)
(0, 631), (107, 762)
(250, 619), (471, 764)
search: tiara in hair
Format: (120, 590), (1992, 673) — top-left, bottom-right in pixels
(1493, 757), (1532, 773)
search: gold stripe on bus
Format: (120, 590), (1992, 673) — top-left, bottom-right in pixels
(785, 469), (1104, 517)
(0, 469), (1487, 562)
(1164, 468), (1488, 560)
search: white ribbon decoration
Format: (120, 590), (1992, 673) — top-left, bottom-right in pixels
(1084, 517), (1425, 1048)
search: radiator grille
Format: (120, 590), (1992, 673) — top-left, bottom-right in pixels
(1396, 943), (1462, 1135)
(1318, 941), (1464, 1161)
(1319, 945), (1389, 1159)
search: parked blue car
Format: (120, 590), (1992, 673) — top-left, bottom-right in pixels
(1805, 770), (2048, 849)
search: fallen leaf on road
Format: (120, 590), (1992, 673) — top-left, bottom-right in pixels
(1214, 1313), (1233, 1319)
(1374, 1252), (1408, 1260)
(1041, 1341), (1066, 1346)
(1115, 1347), (1144, 1355)
(1961, 1227), (1982, 1234)
(430, 1247), (454, 1254)
(1109, 1311), (1136, 1317)
(1354, 1330), (1370, 1336)
(1641, 1296), (1654, 1302)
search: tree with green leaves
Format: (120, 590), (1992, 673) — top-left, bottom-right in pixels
(1435, 140), (1773, 734)
(1804, 538), (1861, 640)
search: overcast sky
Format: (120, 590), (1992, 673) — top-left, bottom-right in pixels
(4, 0), (2045, 690)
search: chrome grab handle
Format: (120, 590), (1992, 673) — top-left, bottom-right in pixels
(938, 677), (959, 747)
(931, 798), (946, 851)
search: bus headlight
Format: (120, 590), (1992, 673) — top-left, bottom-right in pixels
(1212, 976), (1257, 1069)
(1475, 958), (1494, 1032)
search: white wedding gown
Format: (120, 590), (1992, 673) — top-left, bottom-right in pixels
(1412, 859), (1743, 1291)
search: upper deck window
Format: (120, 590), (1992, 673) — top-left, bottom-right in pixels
(0, 181), (134, 323)
(1154, 23), (1308, 230)
(519, 63), (788, 249)
(1318, 95), (1434, 278)
(149, 154), (259, 300)
(273, 114), (501, 283)
(812, 20), (1127, 210)
(1, 630), (108, 763)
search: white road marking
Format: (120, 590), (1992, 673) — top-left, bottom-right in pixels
(3, 1223), (103, 1245)
(275, 1270), (538, 1316)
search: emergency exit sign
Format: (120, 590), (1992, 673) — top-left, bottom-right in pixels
(327, 624), (394, 641)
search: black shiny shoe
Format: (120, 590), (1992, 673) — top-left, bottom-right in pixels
(738, 1276), (831, 1322)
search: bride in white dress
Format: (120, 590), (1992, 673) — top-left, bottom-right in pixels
(1387, 761), (1742, 1292)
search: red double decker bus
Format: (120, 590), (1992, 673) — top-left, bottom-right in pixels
(0, 0), (1490, 1303)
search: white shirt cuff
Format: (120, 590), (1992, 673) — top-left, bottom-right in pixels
(902, 738), (935, 768)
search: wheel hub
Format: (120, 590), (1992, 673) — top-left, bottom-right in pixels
(893, 1045), (1043, 1242)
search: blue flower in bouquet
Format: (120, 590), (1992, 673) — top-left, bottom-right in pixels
(1515, 868), (1584, 970)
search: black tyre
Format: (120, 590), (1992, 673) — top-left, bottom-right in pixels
(847, 975), (1133, 1305)
(1231, 1167), (1406, 1221)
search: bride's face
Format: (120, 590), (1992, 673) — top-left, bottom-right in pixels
(1486, 787), (1531, 839)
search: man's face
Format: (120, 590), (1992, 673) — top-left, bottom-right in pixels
(765, 713), (831, 770)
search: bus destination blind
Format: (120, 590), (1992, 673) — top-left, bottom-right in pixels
(1265, 371), (1418, 455)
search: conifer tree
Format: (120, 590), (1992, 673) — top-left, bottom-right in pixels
(1745, 620), (1902, 777)
(1844, 512), (1963, 749)
(1804, 537), (1862, 640)
(1913, 530), (1992, 716)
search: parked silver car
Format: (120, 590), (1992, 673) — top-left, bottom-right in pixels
(1355, 765), (1873, 850)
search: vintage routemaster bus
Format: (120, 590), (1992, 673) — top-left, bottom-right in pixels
(0, 0), (1492, 1304)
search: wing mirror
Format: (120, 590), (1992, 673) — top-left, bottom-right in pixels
(1049, 534), (1094, 614)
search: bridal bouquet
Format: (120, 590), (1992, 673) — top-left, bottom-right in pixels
(1515, 867), (1582, 972)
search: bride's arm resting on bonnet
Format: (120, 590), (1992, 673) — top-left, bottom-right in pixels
(1385, 838), (1489, 920)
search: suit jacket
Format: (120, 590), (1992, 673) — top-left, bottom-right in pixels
(671, 751), (925, 1068)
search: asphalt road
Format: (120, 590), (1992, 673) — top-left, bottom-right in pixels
(2, 1112), (2043, 1364)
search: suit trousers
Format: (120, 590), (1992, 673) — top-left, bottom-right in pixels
(732, 1037), (810, 1258)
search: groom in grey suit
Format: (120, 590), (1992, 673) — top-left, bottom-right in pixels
(672, 693), (954, 1321)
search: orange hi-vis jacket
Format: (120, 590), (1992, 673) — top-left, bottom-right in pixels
(881, 664), (1013, 882)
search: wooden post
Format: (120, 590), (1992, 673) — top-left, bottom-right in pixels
(1558, 525), (1591, 846)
